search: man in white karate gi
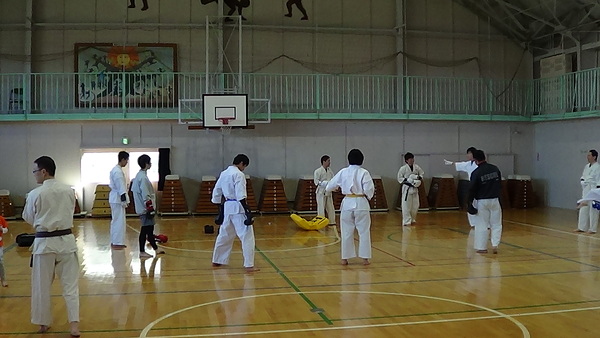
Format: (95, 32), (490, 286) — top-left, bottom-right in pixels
(445, 146), (479, 228)
(314, 155), (336, 225)
(467, 150), (502, 254)
(23, 156), (80, 337)
(326, 149), (374, 265)
(397, 152), (425, 226)
(109, 151), (129, 249)
(575, 149), (600, 234)
(211, 154), (259, 273)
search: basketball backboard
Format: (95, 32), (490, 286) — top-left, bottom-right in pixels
(202, 94), (248, 128)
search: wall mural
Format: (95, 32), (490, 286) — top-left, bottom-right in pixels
(74, 43), (177, 107)
(129, 0), (309, 21)
(128, 0), (149, 11)
(285, 0), (308, 20)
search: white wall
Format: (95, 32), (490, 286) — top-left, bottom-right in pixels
(0, 120), (534, 212)
(0, 0), (531, 78)
(534, 118), (600, 209)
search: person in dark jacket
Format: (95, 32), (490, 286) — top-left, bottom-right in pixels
(467, 150), (502, 254)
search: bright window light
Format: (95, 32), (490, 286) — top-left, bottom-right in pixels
(81, 150), (160, 185)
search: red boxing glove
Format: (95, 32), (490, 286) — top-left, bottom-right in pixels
(145, 200), (155, 215)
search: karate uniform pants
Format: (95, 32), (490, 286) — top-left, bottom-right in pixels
(31, 252), (79, 325)
(467, 213), (480, 228)
(473, 198), (502, 250)
(316, 193), (336, 224)
(401, 188), (419, 225)
(110, 203), (127, 245)
(212, 214), (256, 268)
(578, 202), (599, 233)
(340, 209), (371, 259)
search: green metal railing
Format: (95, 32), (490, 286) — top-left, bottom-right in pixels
(1, 69), (599, 121)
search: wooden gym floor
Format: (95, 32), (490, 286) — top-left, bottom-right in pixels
(0, 208), (598, 337)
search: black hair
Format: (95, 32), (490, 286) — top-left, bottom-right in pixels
(320, 155), (330, 164)
(590, 150), (598, 161)
(118, 151), (129, 162)
(466, 147), (477, 154)
(348, 149), (364, 165)
(404, 152), (414, 161)
(34, 156), (56, 176)
(137, 154), (151, 169)
(473, 149), (486, 162)
(233, 154), (250, 166)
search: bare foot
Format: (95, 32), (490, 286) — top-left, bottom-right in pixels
(362, 259), (370, 265)
(156, 250), (165, 254)
(574, 229), (586, 233)
(588, 231), (597, 235)
(245, 267), (260, 273)
(70, 321), (80, 337)
(38, 325), (50, 333)
(341, 259), (348, 266)
(212, 263), (222, 267)
(476, 249), (488, 254)
(492, 247), (498, 254)
(1, 280), (7, 287)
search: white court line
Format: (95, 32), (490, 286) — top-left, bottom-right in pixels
(139, 290), (530, 338)
(139, 305), (600, 338)
(126, 225), (340, 253)
(504, 220), (600, 241)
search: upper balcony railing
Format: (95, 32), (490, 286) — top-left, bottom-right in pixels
(0, 69), (598, 121)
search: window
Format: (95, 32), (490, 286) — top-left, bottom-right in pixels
(81, 150), (159, 185)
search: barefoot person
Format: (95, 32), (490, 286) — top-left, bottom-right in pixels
(575, 150), (600, 234)
(326, 149), (374, 265)
(211, 154), (259, 273)
(23, 156), (80, 337)
(467, 150), (503, 254)
(131, 154), (165, 258)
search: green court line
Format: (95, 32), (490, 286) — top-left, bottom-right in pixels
(3, 242), (18, 253)
(3, 298), (592, 336)
(445, 227), (600, 270)
(256, 246), (334, 325)
(4, 267), (597, 301)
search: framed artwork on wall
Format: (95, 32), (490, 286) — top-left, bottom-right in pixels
(74, 43), (178, 108)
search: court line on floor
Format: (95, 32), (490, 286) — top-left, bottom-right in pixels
(504, 219), (600, 241)
(369, 242), (416, 266)
(138, 290), (530, 338)
(2, 299), (598, 336)
(142, 304), (599, 337)
(256, 244), (334, 325)
(446, 227), (600, 269)
(124, 224), (341, 254)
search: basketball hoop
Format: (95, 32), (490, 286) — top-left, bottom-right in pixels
(217, 117), (232, 135)
(220, 125), (232, 135)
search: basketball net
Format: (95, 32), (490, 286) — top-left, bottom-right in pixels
(218, 118), (232, 135)
(220, 125), (232, 135)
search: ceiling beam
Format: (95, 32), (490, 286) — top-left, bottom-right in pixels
(492, 0), (527, 32)
(494, 0), (559, 30)
(458, 0), (528, 41)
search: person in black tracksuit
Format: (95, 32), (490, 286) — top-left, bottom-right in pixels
(467, 150), (502, 254)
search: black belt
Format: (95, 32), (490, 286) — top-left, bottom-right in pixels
(35, 229), (72, 238)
